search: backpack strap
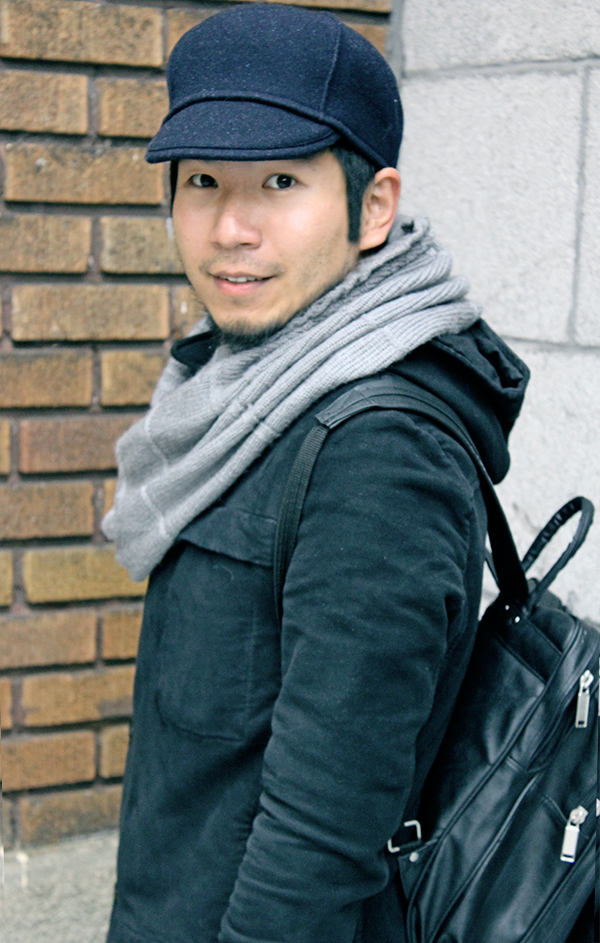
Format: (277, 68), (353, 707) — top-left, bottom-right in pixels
(273, 373), (593, 623)
(274, 373), (525, 623)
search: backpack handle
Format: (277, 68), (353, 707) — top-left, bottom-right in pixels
(521, 497), (594, 608)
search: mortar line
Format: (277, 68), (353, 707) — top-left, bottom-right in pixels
(403, 55), (600, 83)
(500, 334), (600, 354)
(567, 67), (590, 343)
(387, 0), (406, 85)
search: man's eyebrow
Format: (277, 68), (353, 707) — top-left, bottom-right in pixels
(297, 151), (329, 163)
(277, 151), (328, 166)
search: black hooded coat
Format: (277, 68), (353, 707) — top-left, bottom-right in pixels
(107, 319), (529, 943)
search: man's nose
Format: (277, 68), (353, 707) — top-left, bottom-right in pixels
(211, 198), (262, 249)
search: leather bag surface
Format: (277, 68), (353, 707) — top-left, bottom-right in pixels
(274, 374), (599, 943)
(396, 544), (598, 943)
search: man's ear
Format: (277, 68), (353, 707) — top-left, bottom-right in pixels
(358, 168), (401, 252)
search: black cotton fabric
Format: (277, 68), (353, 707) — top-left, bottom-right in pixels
(106, 321), (529, 943)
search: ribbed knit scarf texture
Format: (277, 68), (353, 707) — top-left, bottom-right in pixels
(103, 215), (481, 580)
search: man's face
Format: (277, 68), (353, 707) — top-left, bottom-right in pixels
(172, 151), (360, 337)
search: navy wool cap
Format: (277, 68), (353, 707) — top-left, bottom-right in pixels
(146, 3), (403, 170)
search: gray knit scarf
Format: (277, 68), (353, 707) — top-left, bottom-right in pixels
(103, 215), (481, 580)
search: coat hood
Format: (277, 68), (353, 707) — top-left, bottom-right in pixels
(392, 319), (529, 484)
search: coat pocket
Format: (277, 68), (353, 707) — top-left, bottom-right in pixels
(157, 540), (280, 742)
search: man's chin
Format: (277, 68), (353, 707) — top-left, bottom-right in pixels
(205, 313), (286, 352)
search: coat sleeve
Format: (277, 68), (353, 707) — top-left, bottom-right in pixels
(219, 409), (485, 943)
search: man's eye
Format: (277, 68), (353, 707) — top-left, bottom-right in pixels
(264, 174), (296, 190)
(190, 173), (218, 188)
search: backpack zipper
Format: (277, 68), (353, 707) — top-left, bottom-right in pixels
(528, 661), (598, 769)
(575, 669), (594, 727)
(560, 805), (589, 863)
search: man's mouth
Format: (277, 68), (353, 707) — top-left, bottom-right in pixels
(218, 275), (267, 284)
(210, 271), (274, 296)
(212, 270), (272, 282)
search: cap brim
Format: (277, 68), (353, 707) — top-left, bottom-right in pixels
(146, 99), (340, 163)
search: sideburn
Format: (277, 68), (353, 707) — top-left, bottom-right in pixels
(170, 161), (178, 210)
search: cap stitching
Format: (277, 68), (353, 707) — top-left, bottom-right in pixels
(146, 132), (382, 168)
(146, 135), (340, 159)
(162, 91), (335, 126)
(154, 91), (383, 164)
(148, 124), (383, 169)
(319, 18), (342, 117)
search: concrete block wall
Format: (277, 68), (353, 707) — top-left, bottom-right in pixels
(0, 0), (392, 848)
(390, 0), (600, 621)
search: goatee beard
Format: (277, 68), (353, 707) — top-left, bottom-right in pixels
(205, 312), (285, 352)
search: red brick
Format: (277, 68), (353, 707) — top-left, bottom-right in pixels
(3, 143), (164, 204)
(0, 420), (10, 475)
(348, 22), (387, 54)
(19, 785), (122, 845)
(19, 414), (140, 473)
(97, 78), (168, 139)
(1, 677), (12, 730)
(2, 731), (95, 792)
(0, 70), (87, 133)
(102, 606), (143, 660)
(0, 215), (91, 273)
(166, 8), (218, 56)
(100, 216), (184, 274)
(166, 7), (389, 57)
(173, 285), (205, 339)
(0, 552), (13, 607)
(21, 665), (135, 727)
(235, 0), (391, 11)
(100, 723), (129, 778)
(0, 480), (94, 538)
(103, 478), (117, 517)
(0, 610), (96, 670)
(0, 0), (163, 67)
(0, 349), (93, 408)
(23, 546), (148, 604)
(3, 798), (14, 849)
(101, 350), (167, 405)
(12, 285), (169, 341)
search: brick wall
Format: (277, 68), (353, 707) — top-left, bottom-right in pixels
(0, 0), (392, 847)
(392, 0), (600, 622)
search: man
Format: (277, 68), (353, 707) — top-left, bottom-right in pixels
(103, 5), (529, 942)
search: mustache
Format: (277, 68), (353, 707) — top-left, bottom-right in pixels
(200, 254), (284, 278)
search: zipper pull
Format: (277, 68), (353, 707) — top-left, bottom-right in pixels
(560, 806), (588, 863)
(575, 670), (594, 728)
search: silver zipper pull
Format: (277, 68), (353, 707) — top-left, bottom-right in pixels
(575, 670), (594, 728)
(560, 806), (588, 863)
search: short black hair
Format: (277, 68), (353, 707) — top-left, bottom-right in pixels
(169, 144), (376, 243)
(330, 144), (376, 242)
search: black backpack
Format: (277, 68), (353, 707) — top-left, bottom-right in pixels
(273, 373), (599, 943)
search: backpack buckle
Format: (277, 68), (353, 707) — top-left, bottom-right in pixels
(387, 819), (422, 854)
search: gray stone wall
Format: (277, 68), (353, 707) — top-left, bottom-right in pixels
(389, 1), (600, 621)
